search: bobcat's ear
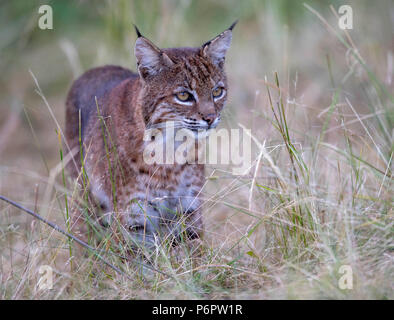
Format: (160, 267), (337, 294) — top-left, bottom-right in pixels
(134, 27), (174, 79)
(202, 21), (237, 68)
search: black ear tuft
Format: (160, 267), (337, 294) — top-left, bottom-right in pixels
(134, 24), (143, 38)
(228, 20), (238, 31)
(202, 23), (234, 67)
(134, 35), (174, 79)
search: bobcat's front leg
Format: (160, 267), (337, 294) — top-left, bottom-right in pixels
(183, 207), (203, 240)
(118, 198), (162, 248)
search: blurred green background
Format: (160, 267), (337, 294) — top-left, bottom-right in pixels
(1, 0), (392, 98)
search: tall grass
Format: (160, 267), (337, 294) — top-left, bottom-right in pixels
(0, 1), (392, 299)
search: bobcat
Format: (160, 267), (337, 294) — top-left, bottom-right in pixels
(65, 22), (236, 249)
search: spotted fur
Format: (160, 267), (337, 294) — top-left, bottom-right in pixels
(65, 23), (236, 248)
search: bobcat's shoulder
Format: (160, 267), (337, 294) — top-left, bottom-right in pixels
(65, 65), (137, 154)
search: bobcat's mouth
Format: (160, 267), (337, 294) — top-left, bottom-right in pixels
(182, 117), (220, 132)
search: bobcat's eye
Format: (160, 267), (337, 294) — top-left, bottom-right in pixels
(212, 87), (224, 99)
(176, 91), (192, 102)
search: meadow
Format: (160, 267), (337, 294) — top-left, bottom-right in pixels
(0, 0), (392, 299)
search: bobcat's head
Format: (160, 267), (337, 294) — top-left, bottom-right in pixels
(134, 22), (236, 134)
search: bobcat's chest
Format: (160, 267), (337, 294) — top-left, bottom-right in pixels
(143, 164), (204, 216)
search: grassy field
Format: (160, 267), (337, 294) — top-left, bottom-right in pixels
(0, 0), (393, 299)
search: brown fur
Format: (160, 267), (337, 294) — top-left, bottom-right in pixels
(65, 24), (235, 249)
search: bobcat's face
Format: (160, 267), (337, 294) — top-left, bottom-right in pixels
(134, 24), (235, 135)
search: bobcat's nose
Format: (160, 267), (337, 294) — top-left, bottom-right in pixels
(202, 114), (216, 126)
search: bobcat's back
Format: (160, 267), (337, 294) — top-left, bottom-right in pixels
(65, 65), (137, 175)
